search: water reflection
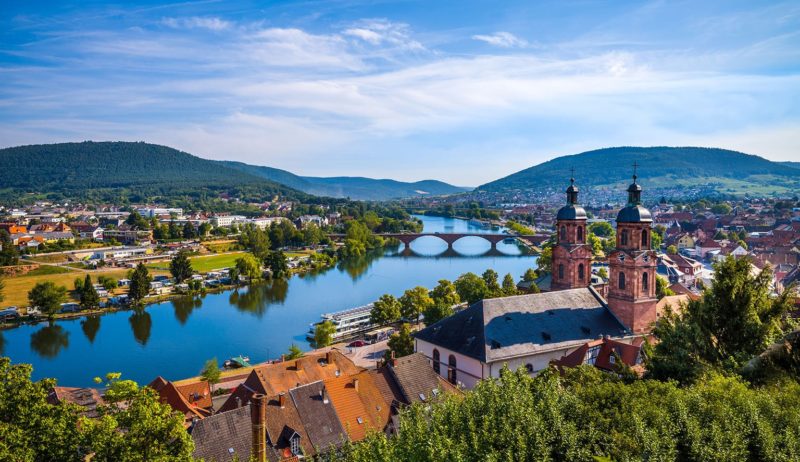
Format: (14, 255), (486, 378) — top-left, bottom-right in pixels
(81, 316), (101, 344)
(129, 311), (152, 345)
(230, 278), (289, 317)
(0, 331), (4, 356)
(337, 251), (383, 281)
(30, 324), (70, 358)
(172, 296), (203, 325)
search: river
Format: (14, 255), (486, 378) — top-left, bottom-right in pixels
(1, 215), (537, 386)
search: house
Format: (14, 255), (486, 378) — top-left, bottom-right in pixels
(103, 225), (153, 245)
(194, 352), (459, 462)
(218, 350), (361, 413)
(47, 386), (105, 418)
(71, 222), (104, 240)
(414, 288), (635, 389)
(148, 377), (212, 427)
(695, 239), (722, 259)
(551, 336), (645, 373)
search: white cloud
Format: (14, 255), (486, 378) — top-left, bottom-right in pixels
(472, 31), (529, 48)
(343, 19), (425, 51)
(161, 16), (231, 31)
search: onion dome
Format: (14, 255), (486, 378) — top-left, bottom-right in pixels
(616, 170), (652, 223)
(557, 176), (587, 220)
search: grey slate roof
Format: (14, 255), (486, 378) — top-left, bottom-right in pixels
(617, 204), (653, 223)
(556, 204), (587, 221)
(191, 405), (279, 462)
(289, 381), (347, 453)
(414, 288), (629, 363)
(388, 352), (444, 404)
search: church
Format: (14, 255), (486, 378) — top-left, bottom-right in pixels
(414, 172), (661, 389)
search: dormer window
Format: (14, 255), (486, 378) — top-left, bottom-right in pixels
(290, 434), (301, 456)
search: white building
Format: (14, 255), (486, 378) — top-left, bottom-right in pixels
(210, 214), (247, 227)
(414, 288), (638, 389)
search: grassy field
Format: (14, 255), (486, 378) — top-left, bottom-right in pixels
(1, 267), (170, 308)
(23, 265), (73, 276)
(203, 240), (242, 253)
(147, 252), (247, 273)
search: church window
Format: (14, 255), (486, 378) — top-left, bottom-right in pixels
(619, 272), (626, 290)
(577, 226), (584, 242)
(642, 273), (649, 292)
(448, 355), (457, 384)
(432, 349), (440, 374)
(578, 264), (585, 280)
(525, 363), (534, 373)
(560, 225), (567, 241)
(641, 230), (648, 247)
(558, 264), (564, 280)
(621, 230), (628, 246)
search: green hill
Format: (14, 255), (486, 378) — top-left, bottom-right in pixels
(479, 147), (800, 196)
(0, 141), (302, 202)
(221, 161), (469, 200)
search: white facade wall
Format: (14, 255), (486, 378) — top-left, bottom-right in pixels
(415, 339), (484, 389)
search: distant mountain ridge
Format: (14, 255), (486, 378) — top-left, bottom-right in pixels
(220, 161), (470, 200)
(0, 141), (301, 201)
(478, 146), (800, 197)
(0, 142), (467, 202)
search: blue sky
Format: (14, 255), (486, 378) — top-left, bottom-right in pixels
(1, 0), (799, 185)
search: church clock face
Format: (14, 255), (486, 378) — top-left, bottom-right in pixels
(643, 255), (649, 263)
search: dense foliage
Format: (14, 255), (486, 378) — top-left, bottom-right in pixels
(334, 366), (800, 462)
(0, 358), (194, 462)
(478, 146), (800, 194)
(0, 142), (304, 204)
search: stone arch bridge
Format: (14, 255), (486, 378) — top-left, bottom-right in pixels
(374, 233), (539, 251)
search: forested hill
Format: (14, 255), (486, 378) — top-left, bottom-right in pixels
(478, 147), (800, 196)
(221, 161), (470, 200)
(0, 142), (303, 202)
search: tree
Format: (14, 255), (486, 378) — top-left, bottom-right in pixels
(128, 263), (152, 306)
(385, 323), (414, 361)
(99, 276), (117, 292)
(522, 268), (537, 282)
(73, 276), (84, 292)
(265, 250), (288, 278)
(454, 272), (488, 305)
(302, 223), (323, 247)
(235, 253), (262, 280)
(228, 266), (241, 285)
(536, 246), (552, 274)
(200, 358), (221, 392)
(711, 203), (732, 215)
(80, 274), (100, 310)
(667, 244), (678, 255)
(182, 221), (196, 239)
(501, 273), (518, 296)
(198, 222), (212, 237)
(0, 230), (20, 266)
(371, 294), (402, 325)
(28, 281), (67, 320)
(286, 344), (304, 360)
(314, 320), (336, 347)
(430, 279), (460, 308)
(589, 221), (614, 237)
(482, 269), (502, 297)
(399, 286), (434, 325)
(423, 304), (454, 326)
(125, 210), (149, 229)
(597, 267), (608, 280)
(83, 374), (194, 461)
(169, 250), (194, 282)
(655, 276), (674, 299)
(240, 224), (272, 260)
(648, 256), (795, 384)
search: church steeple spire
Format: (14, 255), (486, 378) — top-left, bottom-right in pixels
(566, 168), (579, 205)
(626, 162), (642, 205)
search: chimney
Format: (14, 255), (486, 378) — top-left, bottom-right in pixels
(278, 392), (286, 409)
(320, 388), (329, 404)
(250, 394), (267, 462)
(391, 350), (397, 367)
(326, 350), (334, 364)
(353, 378), (359, 391)
(280, 354), (285, 363)
(295, 359), (303, 371)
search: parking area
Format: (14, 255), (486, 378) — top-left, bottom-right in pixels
(342, 339), (389, 369)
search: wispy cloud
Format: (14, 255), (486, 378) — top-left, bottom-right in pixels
(161, 16), (231, 31)
(343, 19), (425, 51)
(472, 31), (529, 48)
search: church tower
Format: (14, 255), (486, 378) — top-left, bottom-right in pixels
(607, 166), (658, 334)
(551, 174), (592, 291)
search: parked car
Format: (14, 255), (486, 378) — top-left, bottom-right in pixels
(347, 340), (367, 348)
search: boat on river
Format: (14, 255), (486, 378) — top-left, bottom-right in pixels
(224, 355), (251, 369)
(307, 303), (376, 342)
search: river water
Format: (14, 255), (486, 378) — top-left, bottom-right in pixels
(1, 215), (537, 386)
